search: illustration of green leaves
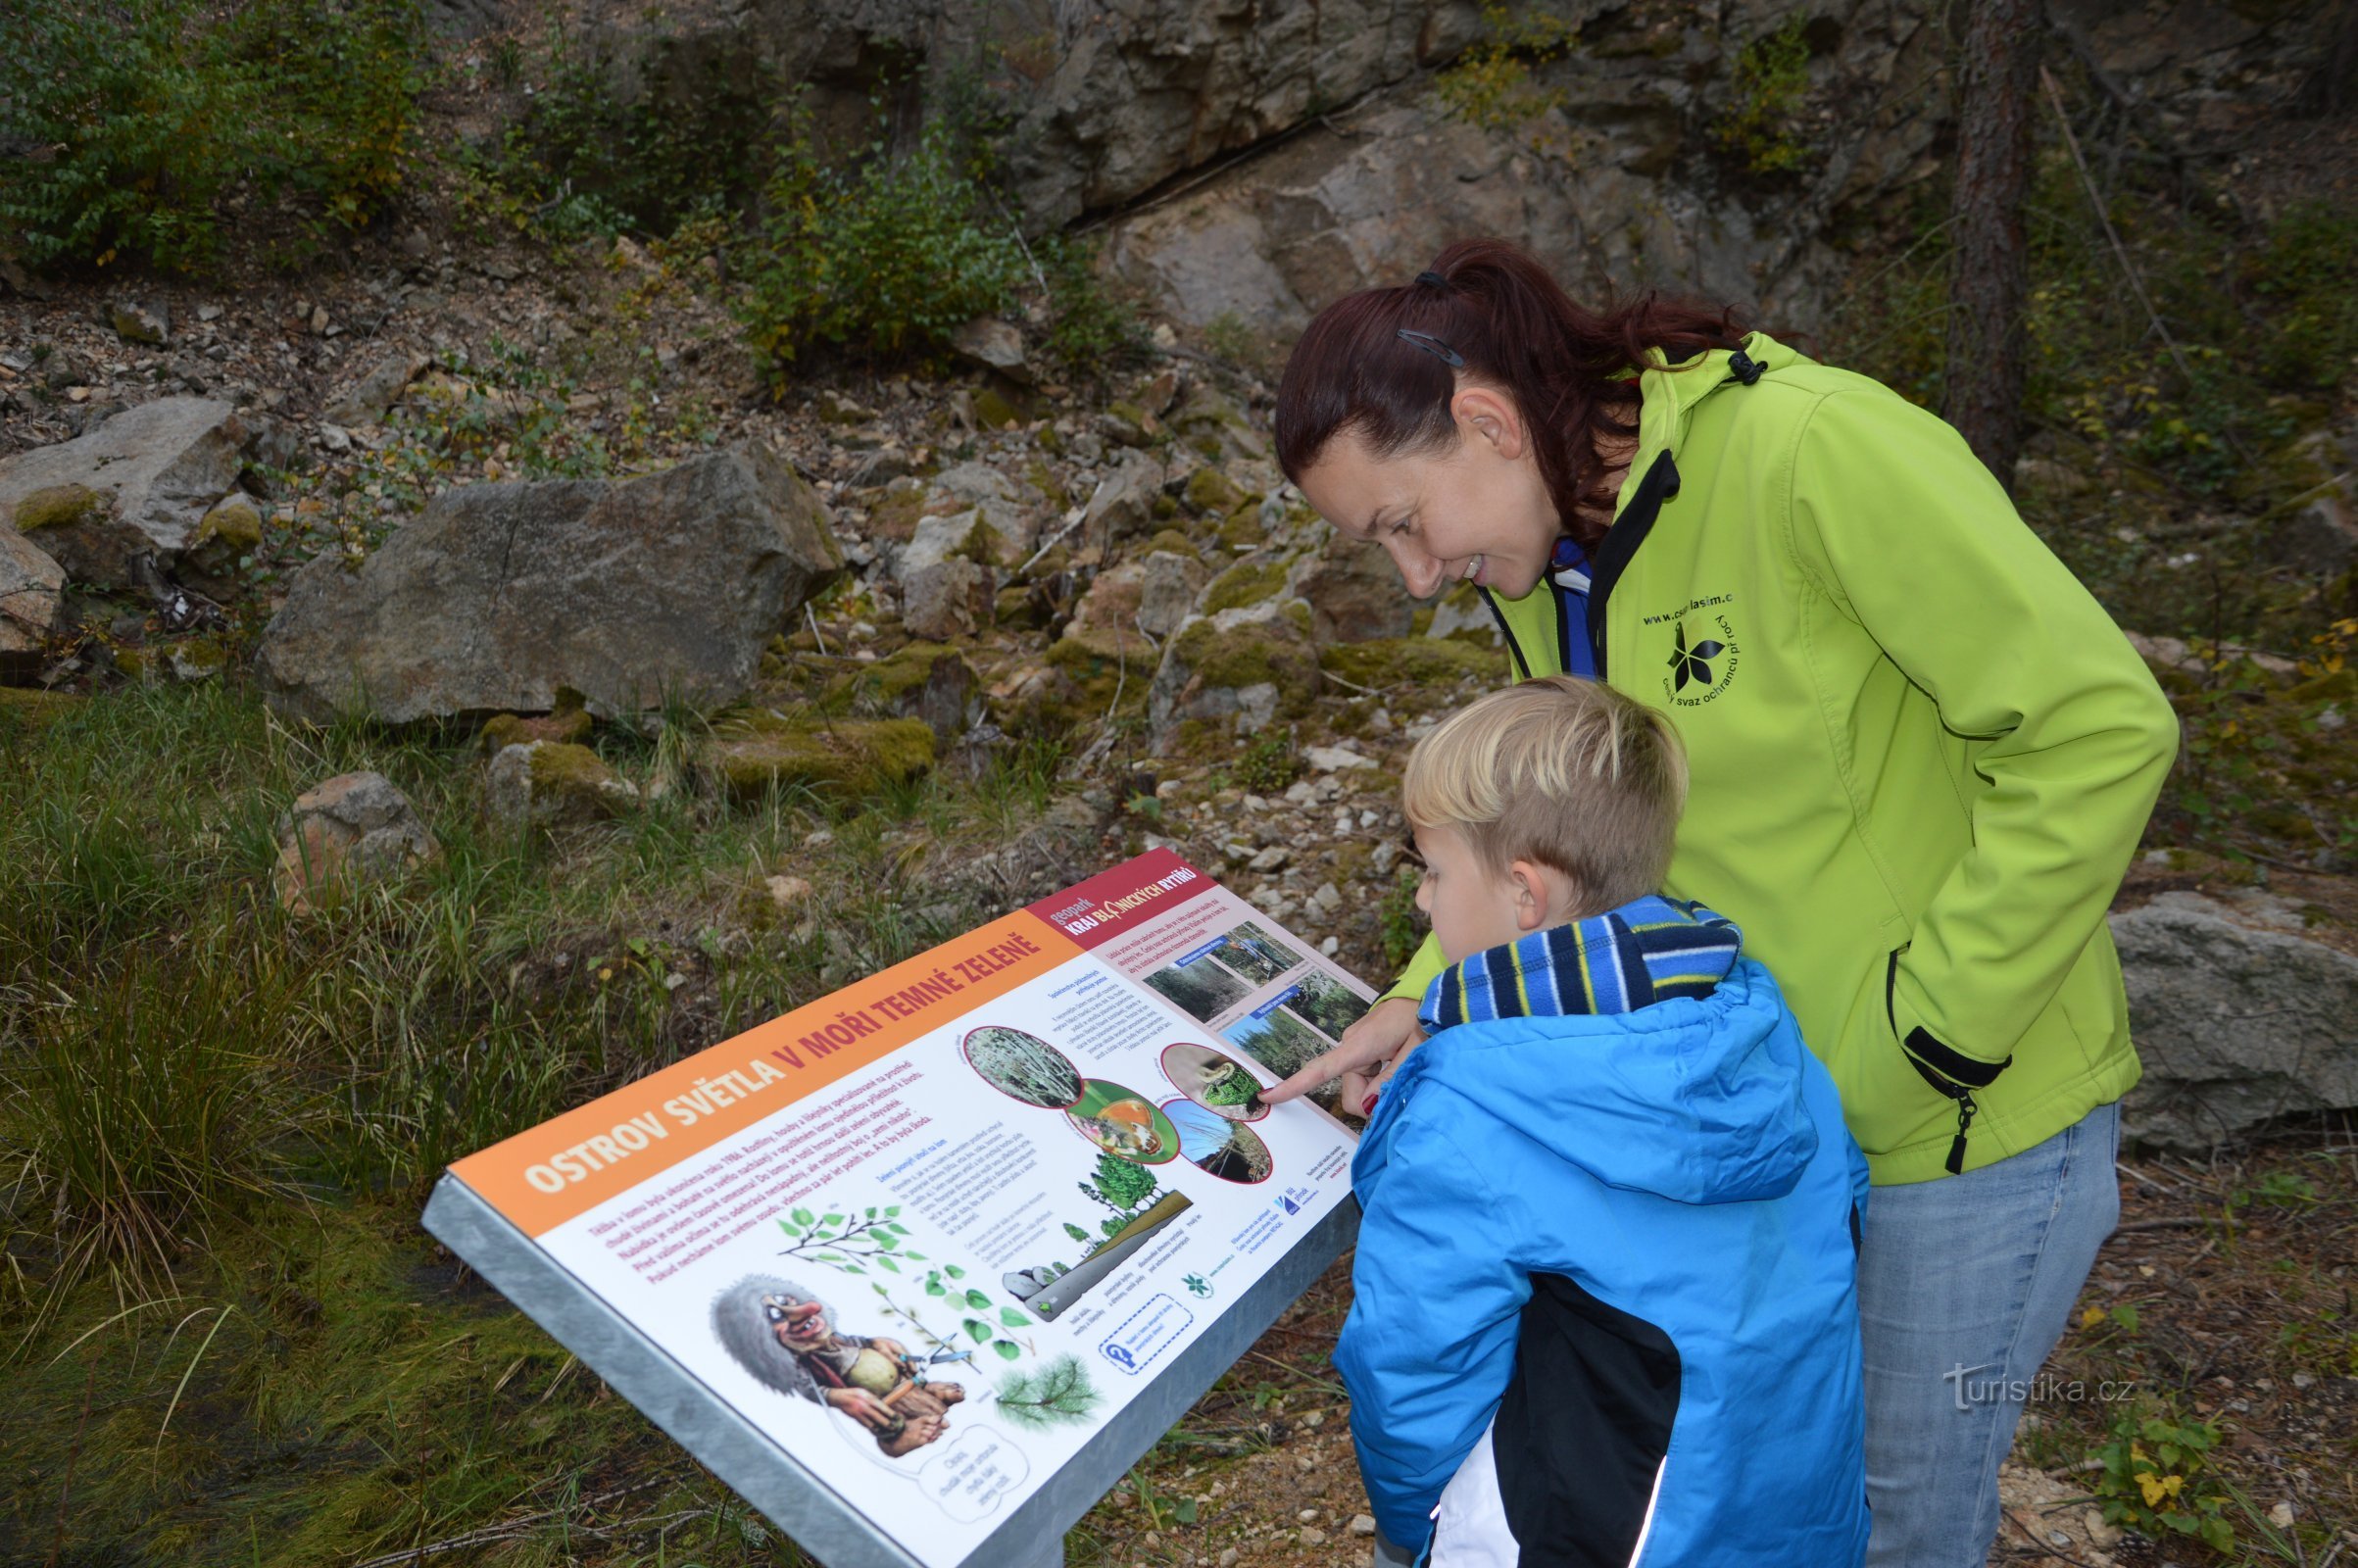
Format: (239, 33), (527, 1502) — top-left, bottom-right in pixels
(944, 1264), (965, 1279)
(963, 1289), (991, 1310)
(963, 1318), (994, 1343)
(877, 1254), (900, 1273)
(999, 1306), (1031, 1328)
(792, 1207), (814, 1228)
(994, 1340), (1022, 1362)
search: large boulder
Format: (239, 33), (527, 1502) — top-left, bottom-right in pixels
(0, 397), (249, 589)
(2113, 892), (2358, 1152)
(257, 445), (844, 724)
(0, 527), (65, 673)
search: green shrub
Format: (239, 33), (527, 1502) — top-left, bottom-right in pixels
(490, 29), (765, 241)
(737, 92), (1028, 380)
(0, 0), (423, 271)
(1040, 233), (1149, 378)
(2090, 1403), (2235, 1555)
(1713, 16), (1812, 176)
(1437, 0), (1578, 131)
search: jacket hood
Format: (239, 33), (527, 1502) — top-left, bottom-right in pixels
(1613, 331), (1808, 519)
(1369, 958), (1820, 1206)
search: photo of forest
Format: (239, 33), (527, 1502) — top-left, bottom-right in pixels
(1223, 1006), (1331, 1081)
(962, 1025), (1085, 1108)
(1142, 956), (1247, 1023)
(1282, 970), (1370, 1041)
(1207, 921), (1302, 986)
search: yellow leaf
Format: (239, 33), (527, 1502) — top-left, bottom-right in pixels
(2137, 1471), (2166, 1507)
(2080, 1306), (2106, 1330)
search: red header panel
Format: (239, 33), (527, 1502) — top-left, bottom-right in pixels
(1025, 848), (1215, 953)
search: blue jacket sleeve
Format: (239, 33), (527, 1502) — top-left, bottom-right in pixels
(1334, 1105), (1531, 1554)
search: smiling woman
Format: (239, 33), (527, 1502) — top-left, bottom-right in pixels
(1261, 236), (2182, 1568)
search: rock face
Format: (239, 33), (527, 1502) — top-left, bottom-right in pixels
(2113, 892), (2358, 1152)
(0, 528), (65, 670)
(0, 397), (249, 589)
(257, 445), (845, 724)
(273, 771), (440, 912)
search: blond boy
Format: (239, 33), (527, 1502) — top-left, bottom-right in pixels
(1334, 676), (1869, 1567)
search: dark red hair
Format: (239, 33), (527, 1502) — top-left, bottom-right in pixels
(1274, 238), (1750, 550)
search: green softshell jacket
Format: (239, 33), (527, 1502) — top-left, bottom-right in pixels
(1383, 332), (2180, 1187)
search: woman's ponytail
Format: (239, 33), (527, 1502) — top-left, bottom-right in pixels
(1274, 238), (1748, 549)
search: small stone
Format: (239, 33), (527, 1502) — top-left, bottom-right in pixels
(1321, 936), (1341, 956)
(111, 299), (170, 346)
(2269, 1500), (2295, 1529)
(1350, 1514), (1377, 1537)
(1298, 1508), (1320, 1523)
(1249, 845), (1291, 872)
(317, 422), (352, 453)
(273, 771), (439, 912)
(1371, 841), (1400, 875)
(484, 741), (640, 827)
(1312, 881), (1343, 912)
(309, 304), (330, 334)
(1300, 1527), (1327, 1546)
(1304, 744), (1377, 771)
(766, 873), (813, 909)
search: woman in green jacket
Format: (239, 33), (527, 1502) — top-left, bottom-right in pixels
(1258, 237), (2178, 1567)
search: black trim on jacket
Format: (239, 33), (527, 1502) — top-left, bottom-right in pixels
(1585, 452), (1682, 682)
(1495, 1272), (1682, 1567)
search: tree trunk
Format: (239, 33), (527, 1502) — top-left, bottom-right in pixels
(1944, 0), (2043, 492)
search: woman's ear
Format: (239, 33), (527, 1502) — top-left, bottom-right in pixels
(1451, 384), (1528, 461)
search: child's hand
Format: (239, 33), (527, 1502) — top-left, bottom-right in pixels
(1260, 995), (1423, 1108)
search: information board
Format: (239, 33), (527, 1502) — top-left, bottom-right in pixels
(422, 849), (1368, 1568)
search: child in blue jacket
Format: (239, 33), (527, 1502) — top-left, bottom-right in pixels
(1337, 675), (1869, 1567)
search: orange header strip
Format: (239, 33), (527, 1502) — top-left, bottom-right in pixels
(451, 909), (1078, 1236)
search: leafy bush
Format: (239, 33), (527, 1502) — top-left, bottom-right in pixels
(2090, 1404), (2235, 1554)
(0, 0), (423, 270)
(1713, 16), (1813, 176)
(1039, 234), (1149, 377)
(737, 92), (1028, 380)
(1437, 0), (1578, 132)
(491, 30), (766, 241)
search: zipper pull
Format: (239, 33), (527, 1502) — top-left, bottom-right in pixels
(1945, 1092), (1978, 1176)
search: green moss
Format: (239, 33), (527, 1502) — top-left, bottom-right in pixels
(1408, 607), (1436, 636)
(1025, 458), (1060, 499)
(1171, 617), (1316, 693)
(865, 484), (930, 541)
(974, 387), (1023, 429)
(11, 482), (103, 533)
(1146, 528), (1200, 562)
(1185, 467), (1251, 515)
(190, 494), (264, 554)
(0, 685), (77, 740)
(1201, 561), (1286, 614)
(1152, 493), (1180, 520)
(708, 715), (934, 802)
(1320, 637), (1505, 688)
(1218, 507), (1267, 551)
(821, 643), (975, 715)
(479, 707), (594, 755)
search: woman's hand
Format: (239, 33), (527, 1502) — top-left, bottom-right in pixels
(1259, 995), (1424, 1112)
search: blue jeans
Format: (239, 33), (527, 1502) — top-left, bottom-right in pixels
(1860, 1101), (2121, 1568)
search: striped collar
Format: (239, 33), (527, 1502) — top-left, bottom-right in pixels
(1418, 895), (1744, 1033)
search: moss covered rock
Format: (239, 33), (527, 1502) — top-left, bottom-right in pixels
(1056, 562), (1159, 669)
(1184, 466), (1252, 515)
(826, 644), (979, 740)
(706, 715), (934, 803)
(478, 693), (595, 756)
(10, 482), (105, 535)
(1200, 561), (1287, 615)
(485, 741), (641, 827)
(1148, 601), (1320, 744)
(1319, 637), (1504, 690)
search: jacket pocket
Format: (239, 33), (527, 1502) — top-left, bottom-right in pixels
(1494, 1273), (1680, 1567)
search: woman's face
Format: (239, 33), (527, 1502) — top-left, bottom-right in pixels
(1294, 385), (1562, 601)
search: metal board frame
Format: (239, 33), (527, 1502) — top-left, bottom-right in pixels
(423, 1174), (1358, 1568)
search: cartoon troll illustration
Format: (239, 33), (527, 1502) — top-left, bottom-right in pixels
(712, 1274), (965, 1457)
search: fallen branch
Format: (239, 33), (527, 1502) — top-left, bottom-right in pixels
(2038, 68), (2204, 402)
